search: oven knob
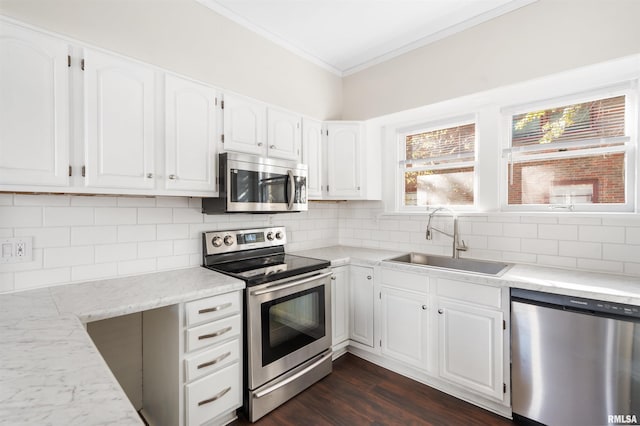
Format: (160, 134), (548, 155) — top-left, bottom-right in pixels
(275, 231), (283, 240)
(266, 232), (274, 241)
(223, 235), (234, 246)
(212, 236), (223, 248)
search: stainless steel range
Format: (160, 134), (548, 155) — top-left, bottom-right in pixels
(202, 227), (332, 422)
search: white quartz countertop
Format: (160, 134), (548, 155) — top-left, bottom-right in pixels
(0, 267), (244, 426)
(294, 245), (640, 305)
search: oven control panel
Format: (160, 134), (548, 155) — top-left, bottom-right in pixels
(203, 227), (286, 255)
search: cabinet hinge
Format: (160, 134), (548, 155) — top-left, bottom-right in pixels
(327, 185), (329, 192)
(379, 339), (382, 347)
(81, 59), (85, 71)
(67, 55), (71, 67)
(81, 165), (86, 177)
(503, 320), (506, 330)
(221, 134), (225, 143)
(379, 292), (381, 299)
(221, 100), (224, 109)
(503, 383), (507, 394)
(68, 165), (72, 177)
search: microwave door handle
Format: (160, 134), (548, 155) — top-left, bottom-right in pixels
(287, 170), (295, 210)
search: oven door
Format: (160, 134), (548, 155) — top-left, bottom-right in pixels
(226, 156), (307, 213)
(247, 269), (332, 389)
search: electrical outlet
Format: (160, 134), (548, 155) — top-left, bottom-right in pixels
(0, 237), (32, 263)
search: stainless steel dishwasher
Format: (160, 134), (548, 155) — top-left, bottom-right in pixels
(511, 288), (640, 426)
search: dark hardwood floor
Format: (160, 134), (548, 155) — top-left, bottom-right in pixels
(233, 353), (516, 425)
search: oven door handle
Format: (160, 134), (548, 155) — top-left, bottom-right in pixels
(287, 169), (295, 210)
(253, 350), (333, 399)
(250, 271), (332, 296)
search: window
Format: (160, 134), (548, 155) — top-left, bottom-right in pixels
(399, 119), (476, 209)
(503, 88), (635, 211)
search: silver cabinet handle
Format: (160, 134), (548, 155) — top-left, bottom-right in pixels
(198, 326), (232, 340)
(367, 276), (372, 280)
(422, 305), (427, 310)
(257, 142), (263, 147)
(198, 387), (231, 406)
(270, 144), (276, 149)
(146, 173), (153, 178)
(197, 351), (231, 370)
(198, 302), (232, 314)
(168, 174), (177, 180)
(438, 309), (444, 314)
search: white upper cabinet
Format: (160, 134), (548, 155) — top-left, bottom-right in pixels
(0, 21), (70, 186)
(326, 122), (362, 198)
(222, 93), (266, 156)
(302, 118), (323, 198)
(164, 74), (218, 193)
(267, 107), (301, 161)
(83, 48), (156, 189)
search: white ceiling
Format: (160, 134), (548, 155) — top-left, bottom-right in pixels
(196, 0), (536, 76)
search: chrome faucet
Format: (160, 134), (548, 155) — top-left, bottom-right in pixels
(426, 207), (468, 259)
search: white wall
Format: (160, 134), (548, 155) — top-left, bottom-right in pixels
(0, 0), (342, 120)
(340, 201), (640, 277)
(342, 0), (640, 120)
(0, 194), (339, 293)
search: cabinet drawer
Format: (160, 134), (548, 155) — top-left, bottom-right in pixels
(436, 278), (501, 308)
(186, 314), (241, 353)
(185, 339), (240, 383)
(185, 292), (241, 327)
(381, 268), (429, 293)
(185, 363), (241, 426)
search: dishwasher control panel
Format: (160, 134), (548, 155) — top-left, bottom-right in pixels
(512, 288), (640, 320)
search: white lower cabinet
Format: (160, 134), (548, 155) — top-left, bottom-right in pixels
(330, 266), (350, 351)
(142, 291), (243, 426)
(348, 265), (374, 347)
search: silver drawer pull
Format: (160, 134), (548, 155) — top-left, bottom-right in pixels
(198, 326), (232, 340)
(197, 351), (231, 370)
(198, 387), (231, 406)
(198, 302), (232, 315)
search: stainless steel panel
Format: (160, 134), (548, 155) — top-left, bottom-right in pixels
(248, 349), (332, 422)
(385, 252), (511, 276)
(512, 301), (640, 426)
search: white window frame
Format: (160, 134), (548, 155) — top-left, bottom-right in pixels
(500, 83), (638, 213)
(396, 115), (478, 212)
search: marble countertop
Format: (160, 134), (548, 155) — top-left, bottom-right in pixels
(294, 245), (640, 305)
(0, 267), (244, 426)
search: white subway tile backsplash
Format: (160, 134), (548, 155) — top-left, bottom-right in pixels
(521, 216), (558, 224)
(471, 222), (503, 236)
(521, 238), (558, 255)
(559, 241), (601, 259)
(71, 263), (118, 282)
(157, 224), (189, 240)
(0, 228), (12, 238)
(173, 208), (204, 224)
(576, 259), (624, 274)
(558, 217), (602, 225)
(95, 208), (137, 225)
(603, 243), (640, 263)
(157, 255), (190, 270)
(0, 248), (43, 272)
(488, 236), (520, 252)
(188, 198), (202, 209)
(95, 243), (137, 263)
(536, 255), (577, 269)
(117, 225), (156, 242)
(117, 197), (156, 207)
(624, 262), (640, 276)
(44, 246), (94, 268)
(503, 223), (537, 238)
(118, 258), (157, 275)
(156, 196), (189, 208)
(579, 226), (625, 243)
(14, 267), (71, 290)
(626, 228), (640, 245)
(173, 239), (199, 255)
(0, 273), (14, 292)
(70, 195), (118, 207)
(71, 226), (116, 246)
(44, 207), (93, 227)
(15, 227), (70, 248)
(502, 252), (536, 263)
(14, 194), (70, 206)
(0, 206), (42, 227)
(0, 194), (13, 206)
(138, 241), (173, 259)
(538, 224), (578, 241)
(138, 208), (172, 224)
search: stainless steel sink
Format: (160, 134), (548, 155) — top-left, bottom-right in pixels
(385, 252), (511, 276)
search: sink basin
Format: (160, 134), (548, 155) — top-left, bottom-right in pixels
(385, 252), (511, 276)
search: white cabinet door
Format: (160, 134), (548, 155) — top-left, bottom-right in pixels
(222, 93), (266, 156)
(83, 48), (155, 189)
(381, 286), (429, 369)
(267, 107), (300, 161)
(302, 118), (323, 199)
(331, 266), (349, 348)
(437, 298), (504, 400)
(327, 122), (362, 198)
(165, 74), (218, 193)
(349, 265), (374, 347)
(0, 22), (70, 186)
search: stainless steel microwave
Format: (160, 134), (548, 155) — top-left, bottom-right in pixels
(202, 153), (308, 214)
